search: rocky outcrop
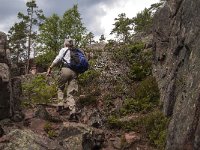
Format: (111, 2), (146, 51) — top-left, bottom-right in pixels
(0, 129), (65, 150)
(153, 0), (200, 149)
(0, 32), (23, 120)
(0, 32), (11, 119)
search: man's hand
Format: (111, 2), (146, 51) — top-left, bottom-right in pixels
(46, 67), (52, 76)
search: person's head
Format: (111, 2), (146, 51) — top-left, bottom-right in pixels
(64, 38), (75, 48)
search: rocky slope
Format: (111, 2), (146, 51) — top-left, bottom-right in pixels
(0, 37), (145, 149)
(153, 0), (200, 149)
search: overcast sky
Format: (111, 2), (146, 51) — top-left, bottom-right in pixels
(0, 0), (159, 40)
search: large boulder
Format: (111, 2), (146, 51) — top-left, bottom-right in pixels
(153, 0), (200, 149)
(0, 32), (11, 120)
(0, 129), (65, 150)
(0, 32), (7, 63)
(0, 31), (23, 120)
(58, 122), (105, 150)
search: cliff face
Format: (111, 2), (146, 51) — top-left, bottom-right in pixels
(0, 32), (22, 120)
(0, 32), (11, 119)
(153, 0), (200, 149)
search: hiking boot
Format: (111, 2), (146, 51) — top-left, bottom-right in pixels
(68, 113), (79, 122)
(56, 106), (64, 113)
(58, 107), (70, 116)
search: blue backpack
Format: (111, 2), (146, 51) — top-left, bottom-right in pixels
(62, 48), (89, 73)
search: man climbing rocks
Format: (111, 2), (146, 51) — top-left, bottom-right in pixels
(46, 38), (80, 122)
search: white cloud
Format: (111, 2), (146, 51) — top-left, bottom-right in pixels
(98, 0), (160, 40)
(0, 0), (160, 41)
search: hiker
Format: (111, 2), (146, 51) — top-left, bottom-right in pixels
(46, 38), (87, 121)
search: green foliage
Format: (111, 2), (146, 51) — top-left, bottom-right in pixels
(133, 0), (165, 33)
(135, 76), (159, 101)
(36, 5), (87, 67)
(37, 14), (62, 52)
(134, 8), (153, 33)
(78, 94), (97, 106)
(107, 110), (169, 150)
(60, 4), (86, 46)
(35, 50), (57, 70)
(8, 0), (45, 74)
(128, 42), (152, 81)
(8, 21), (27, 64)
(44, 122), (57, 138)
(78, 70), (100, 86)
(142, 110), (169, 149)
(111, 41), (152, 81)
(112, 42), (144, 62)
(121, 76), (160, 114)
(129, 62), (151, 81)
(111, 13), (134, 42)
(107, 115), (122, 129)
(22, 74), (57, 106)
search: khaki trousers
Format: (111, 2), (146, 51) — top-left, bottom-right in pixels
(57, 67), (78, 114)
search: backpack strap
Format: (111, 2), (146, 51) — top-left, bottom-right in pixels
(62, 49), (69, 64)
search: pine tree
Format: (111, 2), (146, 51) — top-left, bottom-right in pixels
(8, 0), (45, 74)
(60, 5), (86, 46)
(111, 13), (134, 42)
(35, 4), (87, 69)
(99, 34), (105, 42)
(8, 22), (27, 65)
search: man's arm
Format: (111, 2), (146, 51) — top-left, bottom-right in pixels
(46, 48), (64, 76)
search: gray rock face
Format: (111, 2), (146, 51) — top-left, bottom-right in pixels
(0, 32), (22, 120)
(0, 32), (7, 63)
(153, 0), (200, 149)
(0, 129), (64, 150)
(58, 122), (105, 150)
(0, 32), (11, 120)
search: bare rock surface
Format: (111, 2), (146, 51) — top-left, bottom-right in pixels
(153, 0), (200, 149)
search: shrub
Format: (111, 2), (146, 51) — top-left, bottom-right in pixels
(120, 76), (160, 114)
(78, 94), (97, 106)
(107, 115), (122, 129)
(135, 76), (160, 102)
(128, 62), (151, 81)
(22, 74), (57, 106)
(78, 69), (100, 86)
(127, 42), (152, 81)
(44, 122), (57, 138)
(118, 110), (169, 149)
(142, 110), (169, 149)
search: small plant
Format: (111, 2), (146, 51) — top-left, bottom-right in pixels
(44, 122), (57, 138)
(107, 115), (122, 129)
(121, 76), (160, 114)
(22, 74), (57, 106)
(142, 110), (169, 149)
(128, 61), (152, 81)
(78, 94), (97, 106)
(78, 69), (100, 86)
